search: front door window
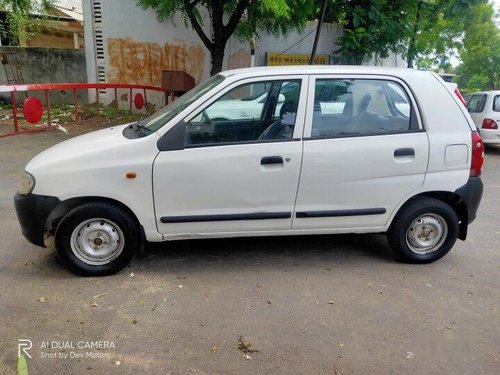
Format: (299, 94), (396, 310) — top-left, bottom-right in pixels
(186, 80), (301, 146)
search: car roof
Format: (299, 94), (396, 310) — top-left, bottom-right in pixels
(218, 65), (433, 80)
(468, 90), (500, 95)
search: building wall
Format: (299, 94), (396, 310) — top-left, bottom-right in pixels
(0, 46), (87, 104)
(246, 22), (342, 68)
(83, 0), (342, 108)
(26, 30), (80, 49)
(367, 54), (406, 67)
(83, 0), (210, 88)
(83, 0), (404, 109)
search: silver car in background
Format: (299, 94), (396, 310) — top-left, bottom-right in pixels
(465, 91), (500, 144)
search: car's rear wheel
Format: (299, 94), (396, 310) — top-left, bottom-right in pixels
(387, 197), (459, 263)
(55, 202), (140, 276)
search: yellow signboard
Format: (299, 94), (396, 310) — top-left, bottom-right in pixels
(267, 53), (329, 66)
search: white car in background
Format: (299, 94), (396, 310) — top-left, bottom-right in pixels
(465, 91), (500, 144)
(201, 83), (297, 121)
(202, 91), (284, 121)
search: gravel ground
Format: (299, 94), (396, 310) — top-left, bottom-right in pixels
(0, 129), (499, 374)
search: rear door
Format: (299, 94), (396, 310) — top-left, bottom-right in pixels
(293, 75), (429, 230)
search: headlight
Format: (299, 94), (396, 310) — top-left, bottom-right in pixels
(18, 171), (35, 195)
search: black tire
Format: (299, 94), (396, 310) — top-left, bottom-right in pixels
(387, 197), (459, 263)
(55, 202), (140, 276)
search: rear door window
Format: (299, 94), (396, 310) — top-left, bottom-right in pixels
(467, 94), (486, 113)
(311, 79), (414, 138)
(493, 95), (500, 112)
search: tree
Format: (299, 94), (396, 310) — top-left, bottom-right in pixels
(459, 2), (500, 90)
(406, 0), (486, 69)
(324, 0), (412, 65)
(138, 0), (316, 76)
(324, 0), (487, 68)
(0, 0), (54, 45)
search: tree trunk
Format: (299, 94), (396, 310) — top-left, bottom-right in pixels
(407, 0), (423, 69)
(210, 46), (225, 76)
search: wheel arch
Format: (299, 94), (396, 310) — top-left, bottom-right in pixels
(46, 196), (144, 242)
(393, 191), (468, 240)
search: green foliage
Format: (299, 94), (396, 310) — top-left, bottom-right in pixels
(235, 0), (315, 41)
(406, 0), (486, 68)
(135, 0), (499, 87)
(138, 0), (316, 74)
(0, 0), (54, 44)
(459, 3), (500, 90)
(327, 0), (412, 65)
(466, 74), (490, 90)
(326, 0), (490, 68)
(415, 56), (439, 70)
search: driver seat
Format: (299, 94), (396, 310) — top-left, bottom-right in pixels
(258, 100), (297, 140)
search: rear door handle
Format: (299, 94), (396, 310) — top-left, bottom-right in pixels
(261, 156), (284, 165)
(394, 148), (415, 157)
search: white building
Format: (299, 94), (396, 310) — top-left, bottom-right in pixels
(82, 0), (404, 106)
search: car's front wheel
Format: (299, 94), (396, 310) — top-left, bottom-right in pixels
(55, 202), (140, 276)
(388, 197), (459, 263)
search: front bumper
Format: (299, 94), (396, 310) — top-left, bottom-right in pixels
(14, 193), (61, 247)
(455, 176), (483, 224)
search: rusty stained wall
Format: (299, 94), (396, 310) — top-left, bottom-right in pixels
(107, 38), (205, 86)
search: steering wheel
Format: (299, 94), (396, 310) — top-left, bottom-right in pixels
(259, 120), (288, 140)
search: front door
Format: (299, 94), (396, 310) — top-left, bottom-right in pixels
(153, 76), (307, 236)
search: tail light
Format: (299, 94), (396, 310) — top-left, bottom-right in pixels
(454, 88), (466, 106)
(470, 131), (484, 177)
(482, 118), (498, 129)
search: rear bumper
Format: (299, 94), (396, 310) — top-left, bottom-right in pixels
(478, 129), (500, 144)
(14, 193), (60, 247)
(455, 176), (483, 224)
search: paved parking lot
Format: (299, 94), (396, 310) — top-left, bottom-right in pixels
(0, 129), (499, 374)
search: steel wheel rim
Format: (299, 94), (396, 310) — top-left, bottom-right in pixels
(70, 218), (125, 265)
(406, 213), (448, 255)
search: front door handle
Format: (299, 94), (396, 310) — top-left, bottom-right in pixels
(261, 156), (284, 165)
(394, 148), (415, 157)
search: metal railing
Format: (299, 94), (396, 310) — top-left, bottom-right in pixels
(0, 83), (174, 138)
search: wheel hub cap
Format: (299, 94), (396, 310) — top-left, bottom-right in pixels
(406, 214), (448, 254)
(70, 218), (125, 265)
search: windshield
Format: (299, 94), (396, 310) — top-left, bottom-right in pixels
(142, 74), (225, 133)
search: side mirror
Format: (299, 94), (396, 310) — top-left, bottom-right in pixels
(157, 121), (186, 151)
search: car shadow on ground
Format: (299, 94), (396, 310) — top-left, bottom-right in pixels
(485, 144), (500, 155)
(35, 233), (396, 277)
(130, 233), (396, 272)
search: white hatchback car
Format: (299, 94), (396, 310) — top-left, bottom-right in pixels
(465, 90), (500, 144)
(14, 66), (484, 276)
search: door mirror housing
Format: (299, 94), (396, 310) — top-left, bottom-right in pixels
(157, 121), (186, 151)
